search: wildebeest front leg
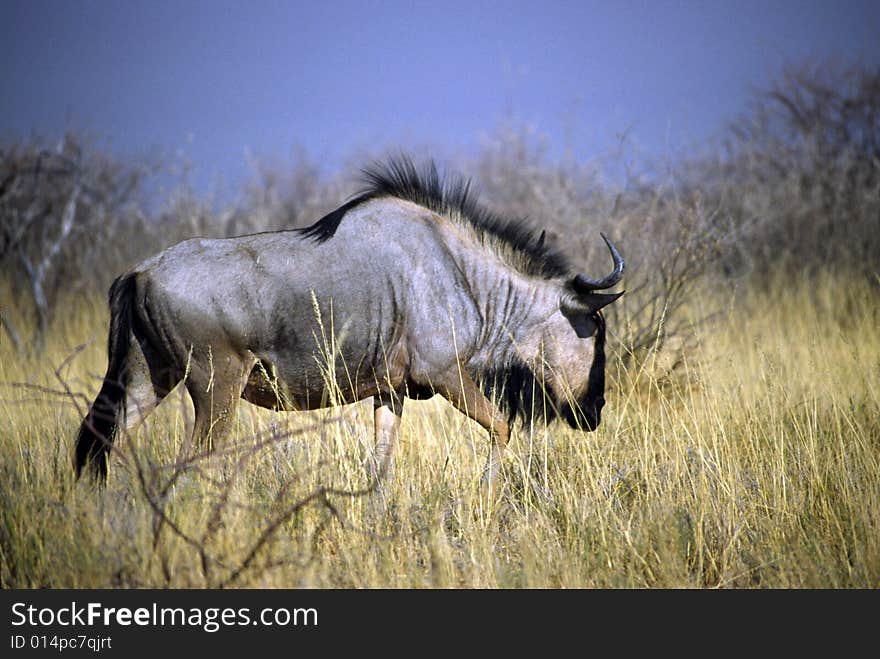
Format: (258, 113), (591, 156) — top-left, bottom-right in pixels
(185, 351), (253, 452)
(370, 391), (404, 484)
(434, 369), (510, 489)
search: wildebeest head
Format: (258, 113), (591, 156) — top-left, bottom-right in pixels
(536, 233), (624, 431)
(483, 232), (624, 432)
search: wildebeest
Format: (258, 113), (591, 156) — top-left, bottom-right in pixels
(75, 156), (624, 487)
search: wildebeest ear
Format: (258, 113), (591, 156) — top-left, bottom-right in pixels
(561, 291), (623, 313)
(561, 290), (623, 317)
(579, 291), (624, 312)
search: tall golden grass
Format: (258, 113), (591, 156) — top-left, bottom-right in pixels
(1, 269), (878, 588)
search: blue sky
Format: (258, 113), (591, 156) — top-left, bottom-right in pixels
(2, 1), (879, 193)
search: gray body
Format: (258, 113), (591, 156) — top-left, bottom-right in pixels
(149, 200), (512, 405)
(75, 160), (624, 487)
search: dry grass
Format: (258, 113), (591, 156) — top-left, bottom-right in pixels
(1, 269), (878, 588)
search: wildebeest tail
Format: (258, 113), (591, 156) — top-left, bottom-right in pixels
(75, 273), (137, 481)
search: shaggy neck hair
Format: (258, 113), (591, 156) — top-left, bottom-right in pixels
(298, 155), (572, 280)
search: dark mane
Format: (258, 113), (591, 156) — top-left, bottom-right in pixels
(481, 361), (557, 427)
(297, 155), (571, 279)
(481, 312), (606, 427)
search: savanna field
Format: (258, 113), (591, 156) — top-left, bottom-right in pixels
(1, 269), (877, 588)
(2, 65), (879, 588)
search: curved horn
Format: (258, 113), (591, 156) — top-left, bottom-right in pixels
(573, 233), (625, 292)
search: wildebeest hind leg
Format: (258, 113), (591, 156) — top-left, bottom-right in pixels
(122, 336), (181, 436)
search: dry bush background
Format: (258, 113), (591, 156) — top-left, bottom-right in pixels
(1, 64), (878, 588)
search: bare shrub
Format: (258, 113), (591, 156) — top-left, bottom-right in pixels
(606, 185), (730, 369)
(0, 134), (155, 347)
(695, 63), (880, 276)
